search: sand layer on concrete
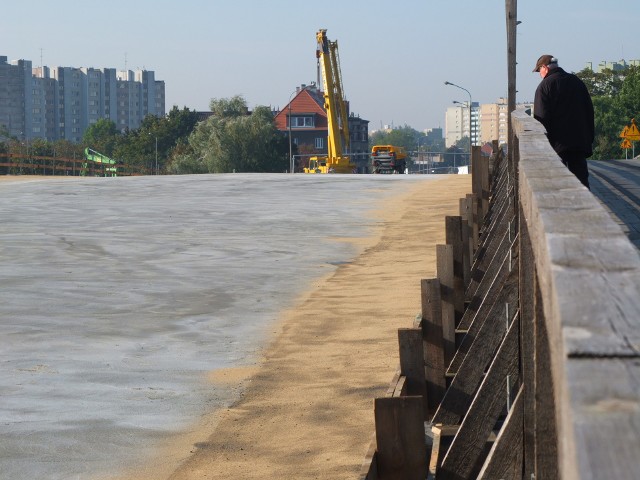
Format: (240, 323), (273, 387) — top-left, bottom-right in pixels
(103, 174), (471, 480)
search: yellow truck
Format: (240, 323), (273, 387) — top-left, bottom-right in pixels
(371, 145), (407, 174)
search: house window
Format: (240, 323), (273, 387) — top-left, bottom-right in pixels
(290, 116), (314, 128)
(315, 137), (324, 149)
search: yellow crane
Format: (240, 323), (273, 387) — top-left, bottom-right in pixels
(304, 29), (356, 174)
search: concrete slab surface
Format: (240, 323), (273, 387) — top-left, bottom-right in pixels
(0, 173), (436, 479)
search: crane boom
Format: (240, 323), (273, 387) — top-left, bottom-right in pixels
(304, 29), (355, 174)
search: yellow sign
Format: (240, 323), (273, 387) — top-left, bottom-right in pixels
(621, 139), (632, 149)
(620, 125), (629, 138)
(622, 118), (640, 141)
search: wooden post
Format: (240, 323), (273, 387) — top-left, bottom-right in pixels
(398, 328), (428, 420)
(436, 244), (456, 367)
(478, 152), (490, 223)
(374, 396), (427, 480)
(459, 197), (472, 290)
(421, 278), (446, 416)
(471, 194), (480, 254)
(465, 193), (476, 260)
(445, 216), (465, 325)
(505, 0), (517, 167)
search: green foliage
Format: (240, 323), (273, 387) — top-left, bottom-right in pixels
(53, 139), (83, 158)
(108, 106), (199, 172)
(454, 136), (471, 153)
(29, 138), (53, 156)
(83, 119), (119, 155)
(369, 125), (445, 154)
(209, 95), (249, 118)
(577, 65), (640, 159)
(577, 67), (625, 97)
(0, 124), (10, 142)
(370, 125), (419, 151)
(171, 97), (289, 174)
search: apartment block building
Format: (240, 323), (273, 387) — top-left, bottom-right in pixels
(585, 59), (640, 73)
(445, 102), (479, 148)
(0, 55), (165, 143)
(445, 98), (532, 148)
(479, 98), (509, 146)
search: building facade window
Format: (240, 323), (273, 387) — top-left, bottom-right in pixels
(290, 116), (314, 128)
(315, 137), (324, 149)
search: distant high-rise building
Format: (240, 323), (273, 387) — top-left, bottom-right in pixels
(445, 102), (478, 148)
(479, 98), (509, 146)
(445, 98), (533, 149)
(0, 55), (165, 142)
(585, 59), (640, 73)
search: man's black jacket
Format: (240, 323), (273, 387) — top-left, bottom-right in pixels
(534, 67), (595, 156)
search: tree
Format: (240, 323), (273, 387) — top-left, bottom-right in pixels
(170, 96), (289, 174)
(576, 65), (640, 159)
(210, 95), (249, 118)
(453, 136), (471, 154)
(83, 119), (119, 155)
(370, 125), (421, 151)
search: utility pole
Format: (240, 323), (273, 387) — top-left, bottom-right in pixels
(506, 0), (518, 167)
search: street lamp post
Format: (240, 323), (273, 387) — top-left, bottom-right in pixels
(445, 81), (473, 166)
(154, 136), (158, 175)
(453, 100), (470, 165)
(148, 132), (158, 175)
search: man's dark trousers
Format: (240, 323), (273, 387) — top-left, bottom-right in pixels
(559, 151), (590, 190)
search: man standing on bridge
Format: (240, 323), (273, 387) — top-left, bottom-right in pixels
(533, 54), (594, 189)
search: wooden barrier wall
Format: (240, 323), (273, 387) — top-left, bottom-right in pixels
(0, 152), (147, 176)
(359, 109), (640, 479)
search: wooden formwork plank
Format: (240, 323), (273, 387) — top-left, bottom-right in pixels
(458, 234), (514, 330)
(392, 375), (407, 397)
(358, 433), (379, 480)
(477, 148), (511, 247)
(519, 206), (536, 477)
(428, 427), (443, 479)
(434, 265), (519, 426)
(481, 158), (511, 229)
(533, 279), (559, 480)
(467, 192), (513, 302)
(436, 244), (456, 367)
(477, 385), (524, 480)
(466, 185), (514, 303)
(428, 425), (456, 479)
(374, 396), (427, 480)
(385, 370), (401, 397)
(450, 245), (518, 374)
(438, 314), (521, 480)
(421, 278), (446, 416)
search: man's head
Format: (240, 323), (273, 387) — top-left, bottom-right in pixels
(533, 54), (558, 78)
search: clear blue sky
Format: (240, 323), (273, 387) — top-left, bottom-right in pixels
(3, 0), (639, 132)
